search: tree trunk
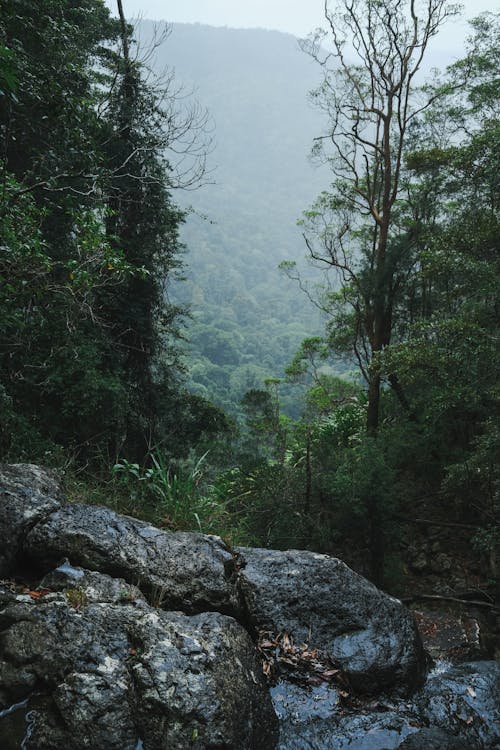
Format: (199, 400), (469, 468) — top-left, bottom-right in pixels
(366, 368), (385, 586)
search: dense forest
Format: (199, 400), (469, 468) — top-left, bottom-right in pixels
(143, 22), (331, 418)
(0, 0), (498, 601)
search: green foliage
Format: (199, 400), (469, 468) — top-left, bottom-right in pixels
(443, 420), (499, 555)
(112, 451), (248, 544)
(0, 1), (227, 468)
(138, 23), (329, 419)
(269, 11), (500, 583)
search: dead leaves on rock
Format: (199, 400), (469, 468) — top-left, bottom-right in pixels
(1, 578), (51, 599)
(257, 630), (350, 694)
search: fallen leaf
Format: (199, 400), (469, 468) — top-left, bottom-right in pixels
(281, 633), (293, 652)
(27, 588), (51, 599)
(466, 686), (477, 698)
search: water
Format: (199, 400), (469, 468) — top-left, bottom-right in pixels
(0, 699), (144, 750)
(55, 560), (85, 580)
(0, 698), (32, 750)
(427, 658), (453, 678)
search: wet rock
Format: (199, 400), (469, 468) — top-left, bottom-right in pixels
(413, 661), (500, 749)
(398, 726), (469, 749)
(0, 464), (61, 576)
(276, 700), (420, 750)
(25, 503), (239, 615)
(0, 593), (278, 749)
(413, 609), (482, 661)
(40, 562), (146, 605)
(237, 547), (426, 693)
(271, 680), (342, 724)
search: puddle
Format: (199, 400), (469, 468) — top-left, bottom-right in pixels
(0, 698), (32, 750)
(270, 680), (340, 723)
(0, 697), (145, 750)
(0, 696), (47, 750)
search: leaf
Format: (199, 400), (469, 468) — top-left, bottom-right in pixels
(23, 588), (50, 599)
(466, 686), (477, 698)
(263, 661), (273, 677)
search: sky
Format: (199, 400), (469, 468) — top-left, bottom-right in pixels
(106, 0), (498, 51)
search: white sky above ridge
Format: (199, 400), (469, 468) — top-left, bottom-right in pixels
(106, 0), (498, 56)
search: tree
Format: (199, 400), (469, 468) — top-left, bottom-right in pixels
(0, 0), (128, 458)
(0, 0), (220, 466)
(300, 0), (459, 583)
(379, 12), (500, 577)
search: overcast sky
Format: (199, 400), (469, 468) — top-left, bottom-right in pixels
(107, 0), (498, 52)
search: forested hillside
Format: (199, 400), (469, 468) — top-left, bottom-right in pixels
(137, 22), (330, 415)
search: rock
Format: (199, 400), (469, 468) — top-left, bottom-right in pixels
(0, 464), (61, 576)
(25, 503), (240, 615)
(3, 463), (498, 750)
(271, 680), (342, 724)
(40, 562), (146, 605)
(237, 547), (426, 693)
(413, 661), (500, 749)
(275, 700), (421, 750)
(409, 551), (428, 574)
(413, 609), (482, 661)
(0, 463), (61, 500)
(0, 590), (278, 749)
(398, 727), (469, 749)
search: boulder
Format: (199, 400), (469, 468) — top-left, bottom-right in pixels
(275, 698), (420, 750)
(398, 727), (469, 749)
(237, 547), (426, 693)
(413, 661), (500, 750)
(25, 503), (240, 615)
(3, 463), (498, 750)
(40, 561), (146, 605)
(0, 583), (278, 749)
(0, 464), (61, 576)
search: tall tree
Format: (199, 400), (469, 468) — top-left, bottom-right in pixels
(300, 0), (459, 583)
(0, 0), (217, 465)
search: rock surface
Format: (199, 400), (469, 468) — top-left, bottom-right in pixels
(0, 464), (61, 576)
(237, 547), (426, 693)
(398, 727), (469, 749)
(413, 661), (500, 750)
(1, 464), (499, 750)
(271, 668), (498, 750)
(40, 561), (146, 605)
(0, 582), (278, 749)
(25, 503), (240, 615)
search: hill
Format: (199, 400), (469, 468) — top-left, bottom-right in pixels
(138, 22), (331, 415)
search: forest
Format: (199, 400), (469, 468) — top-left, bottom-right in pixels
(0, 0), (498, 608)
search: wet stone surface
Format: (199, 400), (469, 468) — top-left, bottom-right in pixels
(1, 465), (499, 749)
(237, 547), (426, 694)
(25, 503), (240, 616)
(0, 584), (278, 749)
(413, 660), (500, 750)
